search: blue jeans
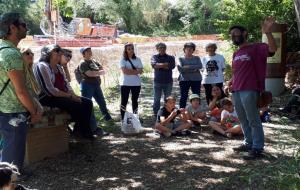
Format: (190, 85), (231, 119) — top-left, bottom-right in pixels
(153, 82), (173, 115)
(0, 112), (28, 169)
(81, 81), (112, 121)
(179, 81), (201, 108)
(232, 91), (264, 150)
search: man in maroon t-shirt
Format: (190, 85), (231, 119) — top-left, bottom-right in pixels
(228, 17), (277, 160)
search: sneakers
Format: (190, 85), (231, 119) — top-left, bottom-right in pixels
(225, 132), (232, 138)
(93, 128), (110, 137)
(233, 144), (252, 152)
(243, 149), (264, 160)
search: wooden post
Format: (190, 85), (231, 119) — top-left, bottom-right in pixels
(262, 23), (288, 96)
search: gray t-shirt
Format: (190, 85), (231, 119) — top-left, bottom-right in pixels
(177, 56), (202, 81)
(185, 104), (203, 116)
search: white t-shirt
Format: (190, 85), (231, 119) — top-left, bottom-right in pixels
(119, 57), (143, 86)
(201, 54), (226, 84)
(221, 109), (238, 120)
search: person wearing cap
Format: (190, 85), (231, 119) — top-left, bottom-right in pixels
(151, 42), (175, 116)
(78, 47), (113, 121)
(33, 44), (94, 139)
(177, 42), (203, 108)
(228, 17), (277, 159)
(0, 12), (42, 170)
(185, 94), (206, 127)
(201, 43), (226, 105)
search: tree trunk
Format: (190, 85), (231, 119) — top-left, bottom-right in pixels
(295, 0), (300, 36)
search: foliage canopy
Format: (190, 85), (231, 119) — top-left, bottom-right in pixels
(0, 0), (298, 50)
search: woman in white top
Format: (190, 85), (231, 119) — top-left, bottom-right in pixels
(201, 43), (226, 105)
(119, 43), (143, 120)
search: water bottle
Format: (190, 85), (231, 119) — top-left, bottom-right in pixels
(8, 114), (27, 127)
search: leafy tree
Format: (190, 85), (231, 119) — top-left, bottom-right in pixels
(215, 0), (299, 51)
(177, 0), (221, 34)
(0, 0), (29, 16)
(0, 0), (43, 35)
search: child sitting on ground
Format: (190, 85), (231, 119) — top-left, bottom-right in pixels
(208, 98), (242, 138)
(0, 162), (30, 190)
(185, 94), (206, 127)
(154, 96), (192, 137)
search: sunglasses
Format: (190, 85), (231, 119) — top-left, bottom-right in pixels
(18, 22), (27, 29)
(64, 54), (72, 59)
(53, 48), (61, 53)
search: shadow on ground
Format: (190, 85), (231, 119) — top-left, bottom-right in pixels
(22, 75), (300, 190)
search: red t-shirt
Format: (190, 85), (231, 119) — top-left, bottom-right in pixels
(54, 71), (68, 92)
(232, 43), (269, 92)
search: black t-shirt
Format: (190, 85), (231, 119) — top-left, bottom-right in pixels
(79, 59), (102, 84)
(156, 107), (180, 123)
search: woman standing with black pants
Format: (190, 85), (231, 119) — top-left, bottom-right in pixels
(119, 43), (143, 120)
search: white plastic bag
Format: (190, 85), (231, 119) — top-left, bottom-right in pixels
(121, 111), (144, 134)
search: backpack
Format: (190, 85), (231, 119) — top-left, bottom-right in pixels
(74, 65), (82, 84)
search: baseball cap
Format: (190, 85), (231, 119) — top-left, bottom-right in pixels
(189, 94), (200, 101)
(80, 46), (91, 54)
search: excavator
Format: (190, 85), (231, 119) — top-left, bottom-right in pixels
(35, 0), (117, 47)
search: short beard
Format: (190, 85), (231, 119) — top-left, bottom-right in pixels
(232, 36), (245, 46)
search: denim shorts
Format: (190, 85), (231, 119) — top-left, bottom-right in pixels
(164, 120), (183, 130)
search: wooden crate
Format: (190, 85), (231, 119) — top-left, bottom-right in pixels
(25, 125), (69, 165)
(25, 109), (70, 165)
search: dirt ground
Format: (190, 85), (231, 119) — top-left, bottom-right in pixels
(22, 76), (300, 190)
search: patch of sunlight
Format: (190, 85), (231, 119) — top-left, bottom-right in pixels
(107, 138), (127, 145)
(210, 150), (231, 160)
(264, 123), (297, 130)
(152, 172), (167, 179)
(162, 142), (218, 151)
(125, 179), (144, 188)
(229, 158), (246, 164)
(109, 187), (128, 190)
(96, 177), (119, 182)
(147, 158), (168, 164)
(184, 160), (206, 167)
(111, 150), (139, 156)
(265, 146), (298, 157)
(73, 178), (88, 184)
(208, 164), (238, 173)
(183, 151), (197, 156)
(203, 178), (224, 184)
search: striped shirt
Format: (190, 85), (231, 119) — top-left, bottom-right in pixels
(33, 61), (73, 98)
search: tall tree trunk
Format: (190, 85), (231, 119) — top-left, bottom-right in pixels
(295, 0), (300, 36)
